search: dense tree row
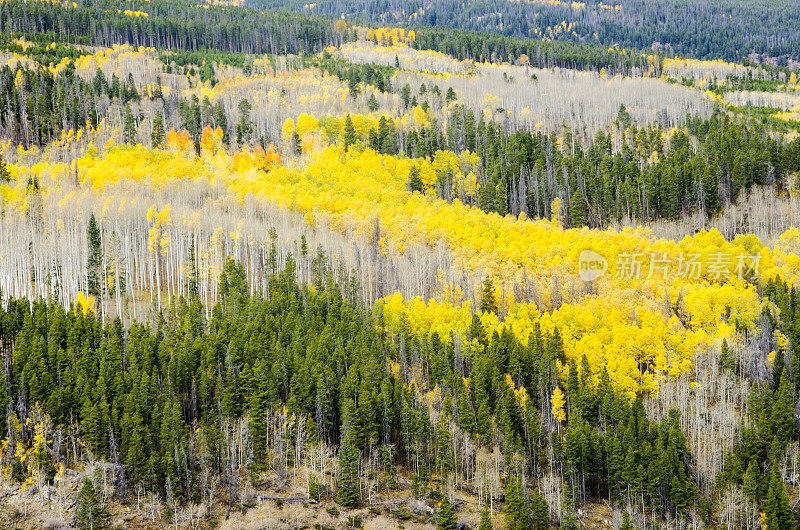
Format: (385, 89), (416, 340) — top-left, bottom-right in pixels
(0, 0), (349, 56)
(0, 63), (98, 147)
(714, 276), (800, 528)
(410, 27), (655, 76)
(0, 254), (698, 524)
(306, 52), (397, 96)
(0, 39), (86, 68)
(260, 0), (800, 64)
(396, 106), (800, 226)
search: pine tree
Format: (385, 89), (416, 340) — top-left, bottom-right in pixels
(123, 103), (137, 144)
(702, 165), (720, 217)
(250, 359), (270, 471)
(236, 99), (253, 145)
(151, 112), (165, 148)
(293, 132), (303, 156)
(531, 488), (549, 530)
(337, 435), (361, 507)
(457, 387), (475, 433)
(720, 338), (736, 374)
(620, 508), (633, 530)
(436, 414), (455, 476)
(408, 165), (424, 193)
(75, 478), (109, 529)
(481, 277), (497, 313)
(0, 155), (10, 182)
(401, 84), (412, 108)
(87, 213), (102, 298)
(743, 459), (763, 503)
(368, 94), (379, 112)
(773, 369), (797, 444)
(437, 493), (457, 530)
(187, 240), (199, 297)
(570, 190), (587, 227)
(504, 477), (530, 530)
(765, 464), (794, 530)
(344, 114), (356, 150)
(478, 507), (493, 530)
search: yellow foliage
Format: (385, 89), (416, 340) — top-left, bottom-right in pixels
(75, 291), (95, 314)
(551, 387), (566, 423)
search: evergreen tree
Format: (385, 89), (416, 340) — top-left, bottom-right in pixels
(437, 493), (457, 530)
(344, 114), (356, 150)
(478, 507), (493, 530)
(236, 99), (253, 145)
(0, 155), (10, 182)
(436, 415), (455, 476)
(293, 132), (303, 156)
(368, 93), (379, 112)
(481, 277), (497, 314)
(531, 488), (549, 530)
(504, 477), (530, 530)
(75, 478), (109, 529)
(720, 338), (736, 374)
(765, 465), (794, 530)
(408, 165), (424, 193)
(620, 509), (633, 530)
(337, 435), (361, 507)
(773, 369), (797, 444)
(123, 104), (137, 144)
(151, 112), (165, 148)
(570, 190), (586, 227)
(743, 459), (763, 503)
(87, 214), (102, 298)
(702, 166), (721, 217)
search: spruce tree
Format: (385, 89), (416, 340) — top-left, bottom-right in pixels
(765, 465), (794, 530)
(531, 488), (549, 530)
(743, 459), (763, 506)
(620, 509), (633, 530)
(368, 93), (379, 112)
(151, 112), (165, 148)
(436, 414), (455, 476)
(0, 155), (10, 182)
(570, 190), (587, 227)
(408, 165), (424, 193)
(87, 213), (102, 297)
(123, 103), (137, 144)
(344, 114), (356, 150)
(75, 478), (109, 529)
(337, 434), (360, 508)
(702, 166), (720, 217)
(481, 277), (497, 314)
(504, 477), (530, 530)
(293, 132), (303, 156)
(773, 369), (797, 444)
(235, 99), (252, 145)
(250, 359), (270, 472)
(478, 507), (493, 530)
(720, 338), (736, 374)
(437, 493), (457, 530)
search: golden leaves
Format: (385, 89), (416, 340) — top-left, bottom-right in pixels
(551, 388), (566, 423)
(75, 291), (95, 315)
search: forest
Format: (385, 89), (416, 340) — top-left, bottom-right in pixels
(2, 0), (800, 528)
(260, 0), (800, 64)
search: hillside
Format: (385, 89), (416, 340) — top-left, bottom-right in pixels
(2, 1), (800, 529)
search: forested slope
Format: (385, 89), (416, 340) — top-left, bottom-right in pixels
(2, 2), (800, 529)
